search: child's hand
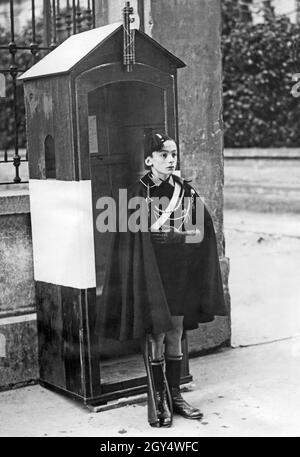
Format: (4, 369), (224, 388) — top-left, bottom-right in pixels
(150, 229), (185, 244)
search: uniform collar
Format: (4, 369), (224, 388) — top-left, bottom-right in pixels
(150, 173), (175, 187)
(140, 172), (175, 188)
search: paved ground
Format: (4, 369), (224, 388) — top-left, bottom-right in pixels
(0, 337), (299, 437)
(225, 210), (300, 347)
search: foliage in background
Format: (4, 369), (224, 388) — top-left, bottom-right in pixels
(222, 0), (300, 147)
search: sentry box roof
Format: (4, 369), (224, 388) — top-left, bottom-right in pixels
(19, 22), (185, 81)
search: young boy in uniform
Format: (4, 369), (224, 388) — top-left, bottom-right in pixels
(101, 131), (227, 427)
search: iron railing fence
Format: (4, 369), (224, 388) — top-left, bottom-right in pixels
(0, 0), (96, 185)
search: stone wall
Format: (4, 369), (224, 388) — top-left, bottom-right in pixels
(0, 193), (38, 390)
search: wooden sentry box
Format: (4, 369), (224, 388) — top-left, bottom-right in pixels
(19, 22), (190, 406)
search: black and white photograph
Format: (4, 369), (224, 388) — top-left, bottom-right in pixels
(0, 0), (299, 440)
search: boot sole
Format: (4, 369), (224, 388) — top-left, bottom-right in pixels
(149, 422), (161, 427)
(174, 413), (203, 420)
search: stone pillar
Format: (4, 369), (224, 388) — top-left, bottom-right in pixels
(95, 0), (231, 352)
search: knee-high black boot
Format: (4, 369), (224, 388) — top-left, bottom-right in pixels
(151, 359), (172, 427)
(166, 356), (203, 420)
(142, 338), (172, 427)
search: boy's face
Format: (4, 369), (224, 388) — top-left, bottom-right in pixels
(146, 140), (178, 178)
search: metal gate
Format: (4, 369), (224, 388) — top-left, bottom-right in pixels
(0, 0), (96, 185)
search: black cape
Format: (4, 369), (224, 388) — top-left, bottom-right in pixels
(97, 173), (227, 341)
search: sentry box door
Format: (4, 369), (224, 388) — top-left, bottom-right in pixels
(75, 63), (190, 401)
